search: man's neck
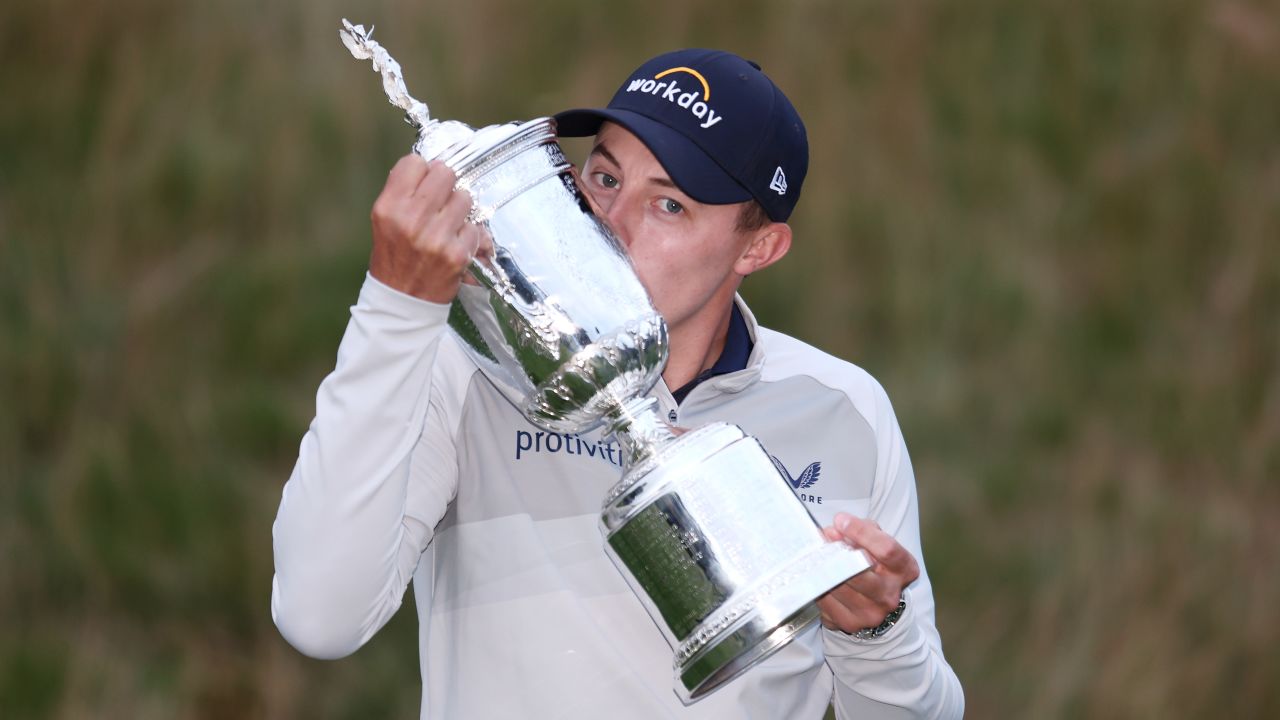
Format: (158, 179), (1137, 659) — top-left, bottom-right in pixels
(662, 299), (735, 393)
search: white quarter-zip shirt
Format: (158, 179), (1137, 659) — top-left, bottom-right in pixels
(271, 275), (963, 719)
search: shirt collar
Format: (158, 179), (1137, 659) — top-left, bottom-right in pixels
(671, 302), (754, 404)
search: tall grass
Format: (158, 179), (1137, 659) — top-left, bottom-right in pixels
(2, 0), (1277, 717)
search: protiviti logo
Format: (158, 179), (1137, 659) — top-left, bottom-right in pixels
(625, 67), (724, 129)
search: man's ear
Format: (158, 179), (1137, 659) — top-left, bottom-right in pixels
(734, 222), (793, 276)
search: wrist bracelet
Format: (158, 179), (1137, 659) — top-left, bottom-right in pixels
(852, 596), (907, 641)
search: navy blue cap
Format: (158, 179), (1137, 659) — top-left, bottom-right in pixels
(555, 48), (808, 222)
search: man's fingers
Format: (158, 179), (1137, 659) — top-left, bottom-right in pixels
(409, 189), (475, 273)
(413, 159), (458, 204)
(818, 581), (894, 631)
(458, 224), (492, 287)
(372, 157), (434, 234)
(471, 223), (494, 261)
(423, 187), (473, 240)
(367, 156), (479, 304)
(384, 154), (430, 197)
(834, 513), (918, 577)
(819, 516), (920, 629)
(840, 564), (890, 602)
(816, 593), (863, 630)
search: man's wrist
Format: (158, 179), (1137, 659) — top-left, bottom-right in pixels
(363, 272), (454, 315)
(851, 594), (907, 641)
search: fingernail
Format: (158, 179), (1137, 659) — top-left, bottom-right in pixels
(835, 513), (850, 532)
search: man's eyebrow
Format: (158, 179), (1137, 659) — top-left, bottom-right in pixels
(589, 141), (682, 192)
(589, 143), (620, 167)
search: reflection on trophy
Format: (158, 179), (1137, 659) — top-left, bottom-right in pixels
(339, 20), (871, 702)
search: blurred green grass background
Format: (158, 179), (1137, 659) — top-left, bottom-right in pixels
(2, 0), (1278, 717)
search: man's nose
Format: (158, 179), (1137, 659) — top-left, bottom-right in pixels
(575, 178), (622, 243)
(601, 197), (634, 249)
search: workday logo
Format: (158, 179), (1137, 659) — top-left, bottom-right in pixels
(625, 66), (724, 129)
(770, 455), (823, 504)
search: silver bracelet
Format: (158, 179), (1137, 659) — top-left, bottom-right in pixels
(852, 596), (907, 641)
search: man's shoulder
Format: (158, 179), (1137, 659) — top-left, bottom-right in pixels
(754, 325), (893, 420)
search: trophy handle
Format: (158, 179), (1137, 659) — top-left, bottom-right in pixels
(465, 230), (506, 293)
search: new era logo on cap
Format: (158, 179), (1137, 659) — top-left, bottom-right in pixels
(555, 48), (809, 222)
(770, 167), (787, 195)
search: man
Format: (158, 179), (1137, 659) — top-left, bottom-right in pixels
(272, 49), (963, 718)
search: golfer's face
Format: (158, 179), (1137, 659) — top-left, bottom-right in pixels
(581, 123), (753, 334)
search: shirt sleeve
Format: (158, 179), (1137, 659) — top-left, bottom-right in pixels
(270, 274), (466, 659)
(823, 382), (965, 719)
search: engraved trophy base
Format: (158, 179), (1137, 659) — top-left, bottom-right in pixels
(601, 404), (872, 702)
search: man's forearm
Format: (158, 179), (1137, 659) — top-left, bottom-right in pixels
(270, 274), (454, 658)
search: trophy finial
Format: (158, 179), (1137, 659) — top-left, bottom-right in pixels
(338, 19), (375, 60)
(339, 18), (475, 160)
(339, 18), (432, 132)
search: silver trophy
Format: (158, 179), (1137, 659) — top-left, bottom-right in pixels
(340, 20), (871, 702)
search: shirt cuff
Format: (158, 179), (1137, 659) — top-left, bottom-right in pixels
(360, 272), (453, 323)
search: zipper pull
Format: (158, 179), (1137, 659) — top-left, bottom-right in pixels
(668, 408), (678, 423)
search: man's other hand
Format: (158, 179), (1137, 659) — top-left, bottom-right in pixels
(816, 513), (920, 635)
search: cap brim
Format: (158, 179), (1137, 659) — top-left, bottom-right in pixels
(554, 108), (751, 206)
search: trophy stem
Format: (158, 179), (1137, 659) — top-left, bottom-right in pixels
(603, 396), (677, 469)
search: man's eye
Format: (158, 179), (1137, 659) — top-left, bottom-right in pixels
(661, 198), (684, 214)
(596, 172), (618, 189)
